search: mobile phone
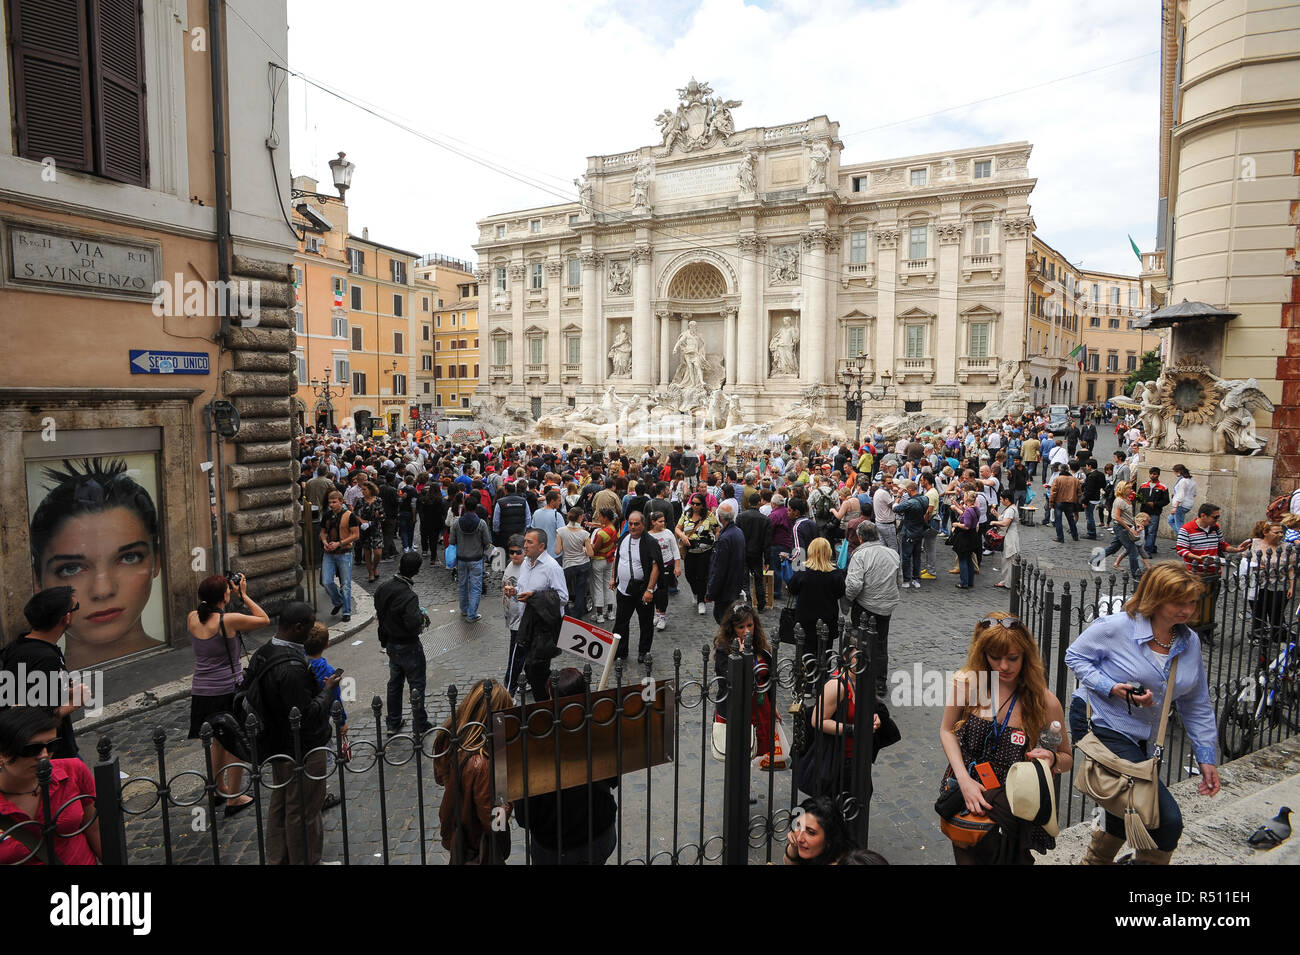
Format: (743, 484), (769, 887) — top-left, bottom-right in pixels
(974, 761), (1001, 791)
(333, 668), (344, 677)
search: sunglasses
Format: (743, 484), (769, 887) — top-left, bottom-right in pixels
(979, 616), (1023, 630)
(507, 549), (523, 555)
(18, 738), (60, 758)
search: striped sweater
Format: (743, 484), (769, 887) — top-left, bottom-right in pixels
(1175, 519), (1224, 573)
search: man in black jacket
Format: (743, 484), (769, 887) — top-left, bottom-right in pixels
(379, 476), (400, 559)
(1081, 459), (1106, 540)
(0, 587), (88, 758)
(609, 511), (664, 663)
(374, 552), (430, 734)
(244, 601), (340, 865)
(492, 481), (532, 548)
(707, 500), (747, 624)
(736, 498), (772, 611)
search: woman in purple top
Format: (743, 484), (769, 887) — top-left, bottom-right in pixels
(767, 494), (794, 601)
(950, 490), (981, 590)
(187, 573), (270, 816)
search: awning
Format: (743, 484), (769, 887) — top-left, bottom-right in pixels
(1134, 299), (1238, 329)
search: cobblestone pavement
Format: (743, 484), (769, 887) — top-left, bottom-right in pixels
(99, 425), (1147, 865)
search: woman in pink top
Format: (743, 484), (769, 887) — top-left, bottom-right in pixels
(0, 707), (101, 865)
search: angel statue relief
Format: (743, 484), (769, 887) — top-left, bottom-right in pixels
(1210, 373), (1274, 455)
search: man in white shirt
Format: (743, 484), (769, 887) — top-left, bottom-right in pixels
(873, 479), (899, 552)
(514, 528), (569, 603)
(844, 521), (902, 697)
(1048, 442), (1070, 471)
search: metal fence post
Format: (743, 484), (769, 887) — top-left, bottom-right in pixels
(93, 737), (128, 865)
(850, 621), (875, 849)
(721, 645), (754, 865)
(1009, 555), (1023, 616)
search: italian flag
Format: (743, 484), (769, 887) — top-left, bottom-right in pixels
(1128, 235), (1142, 264)
(333, 290), (343, 307)
(1069, 343), (1085, 369)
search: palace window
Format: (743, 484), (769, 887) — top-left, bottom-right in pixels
(530, 219), (541, 233)
(495, 267), (507, 291)
(908, 225), (927, 260)
(974, 160), (992, 179)
(529, 337), (544, 365)
(910, 168), (927, 186)
(494, 339), (508, 365)
(905, 324), (925, 358)
(849, 231), (868, 265)
(496, 224), (506, 239)
(971, 220), (992, 255)
(968, 322), (989, 358)
(846, 325), (866, 357)
(568, 257), (581, 287)
(531, 263), (544, 290)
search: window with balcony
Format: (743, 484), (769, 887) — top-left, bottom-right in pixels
(910, 168), (926, 186)
(846, 325), (866, 357)
(905, 324), (925, 358)
(566, 335), (581, 365)
(494, 339), (508, 366)
(971, 220), (992, 255)
(529, 337), (544, 365)
(495, 267), (507, 291)
(849, 231), (868, 265)
(1110, 286), (1120, 306)
(568, 257), (581, 287)
(968, 322), (989, 359)
(530, 263), (544, 290)
(974, 159), (992, 179)
(908, 226), (927, 260)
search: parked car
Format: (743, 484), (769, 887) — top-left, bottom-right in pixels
(1048, 404), (1071, 435)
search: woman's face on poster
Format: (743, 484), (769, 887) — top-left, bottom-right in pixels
(35, 506), (160, 660)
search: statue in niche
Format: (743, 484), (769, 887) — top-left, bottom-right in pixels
(632, 162), (652, 214)
(737, 149), (757, 195)
(607, 325), (632, 377)
(574, 174), (593, 216)
(769, 315), (800, 376)
(1137, 379), (1166, 448)
(607, 260), (631, 296)
(671, 319), (710, 391)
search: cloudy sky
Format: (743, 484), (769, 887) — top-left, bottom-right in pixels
(272, 0), (1160, 275)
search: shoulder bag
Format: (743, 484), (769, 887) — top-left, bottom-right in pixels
(1071, 656), (1178, 852)
(778, 595), (800, 646)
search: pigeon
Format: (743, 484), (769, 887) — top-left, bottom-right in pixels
(1246, 807), (1292, 849)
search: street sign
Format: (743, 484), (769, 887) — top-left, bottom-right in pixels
(557, 616), (621, 689)
(129, 349), (210, 375)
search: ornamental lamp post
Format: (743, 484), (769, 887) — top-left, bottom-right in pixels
(328, 151), (355, 200)
(310, 365), (348, 433)
(840, 354), (893, 449)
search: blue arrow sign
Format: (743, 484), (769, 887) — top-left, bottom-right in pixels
(129, 350), (210, 375)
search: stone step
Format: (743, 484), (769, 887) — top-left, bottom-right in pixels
(1044, 735), (1300, 864)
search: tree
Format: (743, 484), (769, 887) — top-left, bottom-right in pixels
(1124, 349), (1161, 394)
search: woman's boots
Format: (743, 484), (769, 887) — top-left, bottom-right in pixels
(1131, 848), (1173, 865)
(1080, 829), (1125, 865)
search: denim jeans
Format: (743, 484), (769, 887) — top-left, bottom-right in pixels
(900, 533), (921, 582)
(321, 551), (353, 614)
(397, 515), (414, 550)
(769, 545), (786, 600)
(958, 552), (975, 588)
(1083, 502), (1097, 537)
(564, 562), (590, 620)
(922, 528), (938, 574)
(457, 558), (484, 618)
(1168, 506), (1188, 534)
(385, 641), (428, 732)
(1102, 525), (1142, 576)
(1068, 697), (1183, 851)
(1143, 518), (1160, 553)
(1054, 505), (1078, 541)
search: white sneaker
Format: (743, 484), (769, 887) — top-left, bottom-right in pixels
(594, 611), (604, 623)
(698, 602), (706, 614)
(655, 612), (666, 630)
(911, 579), (922, 589)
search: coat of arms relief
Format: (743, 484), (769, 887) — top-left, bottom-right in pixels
(655, 78), (742, 155)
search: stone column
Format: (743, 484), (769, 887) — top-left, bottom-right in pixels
(723, 304), (738, 388)
(1000, 217), (1034, 362)
(657, 309), (671, 385)
(631, 244), (654, 386)
(936, 223), (963, 386)
(799, 229), (829, 384)
(509, 262), (526, 389)
(580, 250), (601, 388)
(738, 234), (762, 387)
(874, 228), (900, 400)
(545, 257), (564, 389)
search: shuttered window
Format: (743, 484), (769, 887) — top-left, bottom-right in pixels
(8, 0), (148, 185)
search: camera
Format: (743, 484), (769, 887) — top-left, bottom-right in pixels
(226, 572), (244, 586)
(1128, 683), (1147, 697)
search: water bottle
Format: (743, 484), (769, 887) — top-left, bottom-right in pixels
(1038, 719), (1062, 754)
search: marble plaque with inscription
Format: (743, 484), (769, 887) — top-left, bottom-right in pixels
(4, 223), (160, 300)
(655, 162), (741, 201)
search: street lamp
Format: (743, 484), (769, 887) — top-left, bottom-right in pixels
(840, 353), (893, 448)
(328, 151), (355, 200)
(1171, 410), (1188, 452)
(309, 365), (348, 433)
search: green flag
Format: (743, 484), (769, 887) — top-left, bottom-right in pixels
(1068, 343), (1084, 359)
(1128, 235), (1142, 263)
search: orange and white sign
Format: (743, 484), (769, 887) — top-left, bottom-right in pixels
(558, 616), (622, 689)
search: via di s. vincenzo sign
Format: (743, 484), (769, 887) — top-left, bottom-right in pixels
(2, 219), (161, 302)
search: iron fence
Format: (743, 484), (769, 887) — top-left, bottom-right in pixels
(4, 621), (878, 865)
(1010, 548), (1300, 829)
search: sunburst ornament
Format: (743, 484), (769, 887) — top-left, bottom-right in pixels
(1156, 359), (1222, 425)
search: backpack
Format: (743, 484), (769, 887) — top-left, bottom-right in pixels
(214, 647), (306, 762)
(812, 490), (834, 524)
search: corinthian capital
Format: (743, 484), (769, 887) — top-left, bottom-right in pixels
(473, 268), (491, 284)
(936, 224), (963, 245)
(800, 228), (833, 252)
(630, 244), (654, 263)
(737, 234), (766, 254)
(544, 258), (564, 277)
(578, 250), (603, 268)
(1001, 217), (1035, 238)
(875, 229), (900, 249)
(508, 263), (526, 281)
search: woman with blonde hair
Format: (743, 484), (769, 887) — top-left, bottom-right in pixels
(1065, 562), (1220, 864)
(939, 611), (1071, 864)
(434, 679), (515, 864)
(787, 537), (846, 658)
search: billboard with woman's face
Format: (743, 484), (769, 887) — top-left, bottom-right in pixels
(26, 455), (166, 669)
